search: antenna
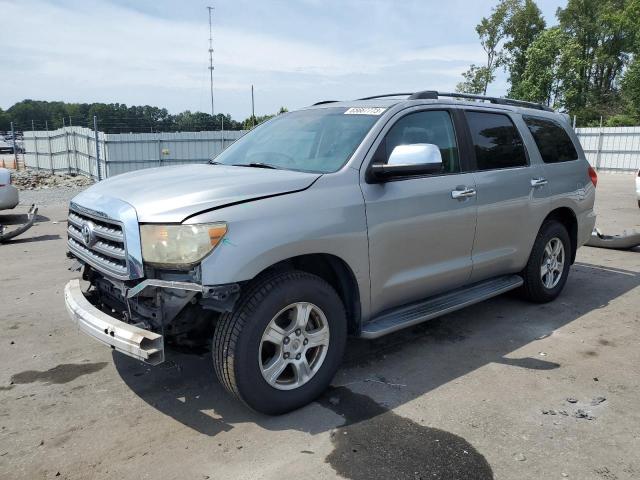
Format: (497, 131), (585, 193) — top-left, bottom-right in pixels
(207, 6), (215, 118)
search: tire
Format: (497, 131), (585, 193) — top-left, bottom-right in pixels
(212, 270), (347, 415)
(521, 220), (571, 303)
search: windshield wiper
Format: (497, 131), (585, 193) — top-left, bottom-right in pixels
(232, 162), (281, 170)
(209, 160), (223, 165)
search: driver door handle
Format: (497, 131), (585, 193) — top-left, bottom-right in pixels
(451, 187), (477, 199)
(531, 177), (548, 187)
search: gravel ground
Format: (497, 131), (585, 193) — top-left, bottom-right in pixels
(18, 186), (87, 206)
(0, 172), (639, 480)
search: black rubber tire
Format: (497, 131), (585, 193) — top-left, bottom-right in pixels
(212, 270), (347, 415)
(521, 220), (572, 303)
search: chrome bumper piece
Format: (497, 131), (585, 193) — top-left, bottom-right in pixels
(64, 279), (164, 365)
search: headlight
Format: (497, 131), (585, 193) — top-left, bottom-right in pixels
(140, 223), (227, 268)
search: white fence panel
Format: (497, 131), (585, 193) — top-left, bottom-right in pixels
(576, 126), (640, 172)
(104, 130), (245, 177)
(23, 126), (106, 179)
(22, 128), (246, 179)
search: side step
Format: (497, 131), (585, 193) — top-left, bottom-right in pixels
(361, 275), (523, 339)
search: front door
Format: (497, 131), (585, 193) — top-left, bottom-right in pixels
(360, 108), (478, 317)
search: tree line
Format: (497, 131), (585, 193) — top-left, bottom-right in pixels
(0, 99), (287, 133)
(457, 0), (640, 126)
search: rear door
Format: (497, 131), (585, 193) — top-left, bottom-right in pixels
(360, 107), (478, 316)
(464, 110), (550, 282)
(522, 115), (584, 198)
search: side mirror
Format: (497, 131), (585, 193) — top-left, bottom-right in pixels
(370, 144), (443, 181)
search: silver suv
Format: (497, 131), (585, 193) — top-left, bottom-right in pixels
(64, 91), (597, 414)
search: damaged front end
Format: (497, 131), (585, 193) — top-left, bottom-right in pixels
(64, 199), (239, 365)
(65, 262), (240, 365)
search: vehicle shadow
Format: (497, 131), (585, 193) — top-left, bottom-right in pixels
(113, 261), (639, 472)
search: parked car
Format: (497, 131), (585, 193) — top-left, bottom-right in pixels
(0, 140), (14, 154)
(0, 168), (38, 242)
(0, 168), (18, 210)
(63, 90), (597, 414)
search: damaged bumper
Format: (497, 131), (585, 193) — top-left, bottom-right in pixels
(64, 279), (164, 365)
(0, 204), (38, 242)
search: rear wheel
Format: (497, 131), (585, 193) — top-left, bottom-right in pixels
(212, 270), (346, 414)
(521, 220), (571, 303)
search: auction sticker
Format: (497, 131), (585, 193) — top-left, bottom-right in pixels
(344, 107), (387, 115)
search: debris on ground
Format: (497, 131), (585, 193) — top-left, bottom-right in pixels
(591, 396), (606, 406)
(10, 170), (94, 190)
(566, 397), (578, 403)
(573, 409), (596, 420)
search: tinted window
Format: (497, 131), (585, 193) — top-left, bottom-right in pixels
(381, 111), (459, 174)
(466, 112), (527, 170)
(524, 116), (578, 163)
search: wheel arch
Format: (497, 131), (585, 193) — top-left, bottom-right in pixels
(252, 253), (362, 335)
(542, 207), (578, 264)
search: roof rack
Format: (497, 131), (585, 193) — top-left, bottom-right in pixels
(355, 90), (553, 112)
(312, 100), (339, 106)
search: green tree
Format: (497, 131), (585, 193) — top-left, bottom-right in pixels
(456, 65), (494, 94)
(515, 27), (564, 105)
(502, 0), (546, 96)
(621, 58), (640, 120)
(557, 0), (638, 119)
(475, 0), (511, 95)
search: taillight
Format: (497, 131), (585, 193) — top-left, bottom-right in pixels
(588, 166), (598, 187)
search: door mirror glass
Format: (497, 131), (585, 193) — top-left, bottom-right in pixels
(387, 143), (443, 167)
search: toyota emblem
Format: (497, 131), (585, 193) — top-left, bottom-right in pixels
(81, 222), (95, 247)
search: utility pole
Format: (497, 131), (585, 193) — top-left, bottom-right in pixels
(207, 6), (215, 119)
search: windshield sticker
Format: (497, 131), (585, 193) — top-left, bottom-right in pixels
(344, 107), (387, 115)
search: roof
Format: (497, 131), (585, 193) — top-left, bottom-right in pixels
(307, 90), (558, 117)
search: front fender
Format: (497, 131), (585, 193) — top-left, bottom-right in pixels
(187, 172), (371, 319)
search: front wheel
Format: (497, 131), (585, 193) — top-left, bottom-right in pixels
(521, 220), (571, 303)
(212, 270), (347, 415)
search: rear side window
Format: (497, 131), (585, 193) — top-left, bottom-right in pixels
(466, 112), (527, 170)
(381, 110), (460, 174)
(524, 116), (578, 163)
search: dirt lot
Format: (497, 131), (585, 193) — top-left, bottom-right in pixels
(1, 173), (639, 480)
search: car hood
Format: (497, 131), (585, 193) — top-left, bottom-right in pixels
(71, 164), (321, 223)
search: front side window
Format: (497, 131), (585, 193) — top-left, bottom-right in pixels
(466, 111), (527, 170)
(378, 110), (460, 174)
(524, 116), (578, 163)
(213, 108), (380, 173)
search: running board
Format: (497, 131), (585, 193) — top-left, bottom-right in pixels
(361, 275), (523, 339)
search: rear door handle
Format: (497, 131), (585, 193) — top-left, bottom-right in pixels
(451, 187), (477, 199)
(531, 177), (548, 187)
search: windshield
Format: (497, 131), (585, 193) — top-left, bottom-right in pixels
(212, 107), (382, 173)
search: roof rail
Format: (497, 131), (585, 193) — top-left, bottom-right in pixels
(436, 92), (553, 112)
(312, 100), (339, 106)
(357, 93), (415, 100)
(353, 90), (553, 112)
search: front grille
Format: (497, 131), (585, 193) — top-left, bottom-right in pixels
(67, 209), (130, 279)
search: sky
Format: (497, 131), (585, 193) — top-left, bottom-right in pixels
(0, 0), (566, 119)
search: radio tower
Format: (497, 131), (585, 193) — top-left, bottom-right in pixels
(207, 6), (215, 118)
